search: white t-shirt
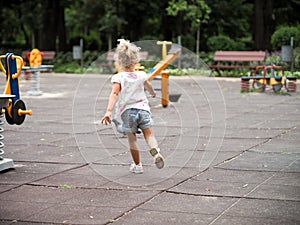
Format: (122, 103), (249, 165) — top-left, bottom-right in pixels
(111, 71), (150, 116)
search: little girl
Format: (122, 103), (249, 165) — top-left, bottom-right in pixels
(101, 39), (164, 174)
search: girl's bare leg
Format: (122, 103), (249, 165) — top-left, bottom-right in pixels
(142, 128), (158, 149)
(127, 132), (140, 165)
(142, 127), (164, 169)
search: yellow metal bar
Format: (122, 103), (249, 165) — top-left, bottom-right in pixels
(148, 50), (180, 81)
(18, 109), (33, 116)
(157, 41), (172, 61)
(11, 55), (24, 79)
(0, 55), (6, 74)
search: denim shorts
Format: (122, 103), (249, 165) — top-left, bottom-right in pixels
(121, 108), (153, 133)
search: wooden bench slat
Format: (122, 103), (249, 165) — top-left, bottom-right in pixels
(209, 65), (256, 69)
(42, 51), (56, 60)
(214, 51), (266, 62)
(22, 51), (56, 60)
(210, 51), (266, 76)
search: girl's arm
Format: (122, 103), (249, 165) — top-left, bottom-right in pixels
(101, 82), (121, 125)
(144, 80), (156, 98)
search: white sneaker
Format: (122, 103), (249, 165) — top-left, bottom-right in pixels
(149, 148), (164, 169)
(129, 163), (143, 174)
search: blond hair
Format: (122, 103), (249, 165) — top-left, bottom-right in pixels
(116, 39), (140, 69)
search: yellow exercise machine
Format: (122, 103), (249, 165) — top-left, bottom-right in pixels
(0, 53), (32, 125)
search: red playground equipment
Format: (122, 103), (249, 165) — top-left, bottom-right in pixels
(241, 65), (297, 93)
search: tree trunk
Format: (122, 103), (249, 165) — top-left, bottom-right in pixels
(264, 0), (274, 51)
(39, 0), (59, 51)
(254, 0), (264, 50)
(57, 1), (67, 52)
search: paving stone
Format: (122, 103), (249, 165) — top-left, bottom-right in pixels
(224, 198), (300, 222)
(224, 127), (285, 139)
(0, 184), (18, 193)
(3, 145), (86, 164)
(101, 167), (200, 191)
(32, 165), (109, 188)
(64, 188), (158, 209)
(140, 192), (236, 215)
(212, 215), (298, 225)
(0, 200), (53, 221)
(113, 209), (215, 225)
(264, 172), (300, 186)
(251, 137), (300, 153)
(0, 185), (86, 204)
(248, 183), (300, 201)
(211, 137), (269, 152)
(26, 204), (126, 225)
(216, 151), (300, 172)
(170, 168), (300, 201)
(0, 162), (79, 185)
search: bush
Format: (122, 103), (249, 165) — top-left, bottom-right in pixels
(54, 61), (81, 73)
(265, 47), (300, 71)
(53, 51), (99, 73)
(271, 25), (300, 50)
(207, 35), (245, 51)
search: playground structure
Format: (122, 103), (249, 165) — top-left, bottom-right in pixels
(22, 48), (54, 96)
(241, 65), (298, 93)
(0, 53), (32, 171)
(147, 41), (181, 107)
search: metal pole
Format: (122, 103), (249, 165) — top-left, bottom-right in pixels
(161, 71), (169, 108)
(196, 27), (200, 67)
(80, 39), (84, 71)
(290, 37), (294, 73)
(178, 36), (182, 69)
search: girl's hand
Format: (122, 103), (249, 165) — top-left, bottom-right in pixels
(101, 112), (112, 125)
(151, 91), (157, 98)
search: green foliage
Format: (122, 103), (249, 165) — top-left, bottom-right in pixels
(294, 47), (300, 69)
(206, 0), (253, 39)
(54, 62), (81, 73)
(53, 50), (99, 73)
(1, 0), (300, 63)
(265, 46), (300, 71)
(207, 35), (245, 51)
(166, 0), (211, 31)
(166, 68), (211, 76)
(265, 53), (282, 66)
(285, 71), (300, 79)
(271, 25), (300, 50)
(60, 184), (76, 189)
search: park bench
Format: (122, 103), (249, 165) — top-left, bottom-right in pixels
(22, 50), (56, 71)
(209, 51), (266, 76)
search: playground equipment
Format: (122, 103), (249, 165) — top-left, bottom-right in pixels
(241, 65), (297, 93)
(148, 41), (181, 107)
(148, 42), (181, 81)
(22, 48), (54, 96)
(0, 53), (32, 171)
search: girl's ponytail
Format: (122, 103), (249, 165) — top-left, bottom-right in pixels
(116, 39), (140, 69)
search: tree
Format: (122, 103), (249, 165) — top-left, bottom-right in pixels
(254, 0), (275, 51)
(39, 0), (69, 51)
(166, 0), (211, 52)
(205, 0), (252, 40)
